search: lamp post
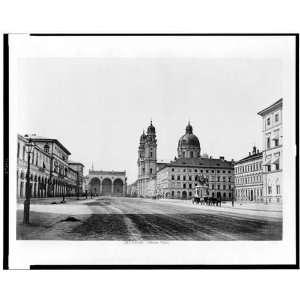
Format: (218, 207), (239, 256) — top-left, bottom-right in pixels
(23, 138), (34, 224)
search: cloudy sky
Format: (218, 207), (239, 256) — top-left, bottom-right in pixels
(13, 36), (287, 183)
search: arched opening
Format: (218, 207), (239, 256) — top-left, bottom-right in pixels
(102, 178), (112, 195)
(113, 178), (123, 196)
(177, 191), (181, 199)
(89, 177), (101, 196)
(182, 191), (187, 199)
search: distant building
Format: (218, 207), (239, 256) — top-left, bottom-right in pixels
(234, 146), (263, 202)
(137, 122), (234, 200)
(17, 134), (84, 198)
(127, 180), (138, 197)
(86, 170), (127, 196)
(68, 161), (85, 194)
(258, 98), (283, 203)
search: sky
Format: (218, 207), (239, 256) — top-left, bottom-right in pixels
(14, 36), (285, 183)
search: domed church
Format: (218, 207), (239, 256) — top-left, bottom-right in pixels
(177, 121), (201, 159)
(137, 121), (235, 200)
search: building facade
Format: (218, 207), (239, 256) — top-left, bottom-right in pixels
(136, 122), (234, 200)
(258, 99), (283, 203)
(17, 134), (83, 199)
(87, 170), (127, 196)
(68, 161), (85, 194)
(234, 146), (263, 202)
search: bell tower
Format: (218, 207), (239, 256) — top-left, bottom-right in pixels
(144, 120), (157, 178)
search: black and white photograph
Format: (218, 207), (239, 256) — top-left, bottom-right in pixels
(4, 34), (298, 268)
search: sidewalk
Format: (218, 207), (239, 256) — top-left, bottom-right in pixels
(17, 196), (91, 205)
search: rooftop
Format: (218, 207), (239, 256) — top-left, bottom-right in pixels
(159, 156), (234, 171)
(25, 134), (71, 155)
(257, 98), (283, 116)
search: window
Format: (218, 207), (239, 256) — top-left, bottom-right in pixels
(194, 169), (198, 172)
(217, 170), (220, 173)
(217, 185), (220, 190)
(189, 192), (192, 197)
(183, 176), (186, 181)
(44, 144), (49, 153)
(189, 184), (192, 189)
(223, 177), (226, 182)
(150, 152), (153, 158)
(17, 143), (20, 158)
(223, 185), (226, 190)
(190, 151), (193, 158)
(183, 183), (186, 188)
(183, 152), (185, 158)
(267, 137), (271, 149)
(36, 152), (38, 165)
(228, 170), (231, 173)
(212, 184), (214, 189)
(171, 175), (175, 180)
(172, 168), (174, 172)
(267, 165), (271, 172)
(274, 139), (279, 147)
(228, 177), (231, 182)
(275, 114), (279, 122)
(206, 170), (209, 173)
(150, 168), (152, 174)
(189, 176), (192, 181)
(217, 176), (220, 182)
(276, 185), (280, 194)
(142, 168), (145, 174)
(268, 186), (272, 195)
(171, 191), (175, 197)
(275, 163), (280, 171)
(177, 175), (180, 180)
(212, 170), (214, 173)
(200, 170), (203, 173)
(223, 170), (225, 173)
(267, 118), (270, 126)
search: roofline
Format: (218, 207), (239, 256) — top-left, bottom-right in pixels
(235, 152), (263, 164)
(68, 162), (85, 167)
(29, 138), (71, 155)
(257, 98), (283, 116)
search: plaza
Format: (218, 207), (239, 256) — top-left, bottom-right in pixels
(17, 196), (282, 241)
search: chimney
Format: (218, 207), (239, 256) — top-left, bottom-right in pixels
(219, 156), (224, 160)
(253, 146), (257, 154)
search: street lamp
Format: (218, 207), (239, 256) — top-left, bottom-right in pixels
(23, 138), (35, 224)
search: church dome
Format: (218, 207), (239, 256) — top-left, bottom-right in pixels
(177, 122), (201, 158)
(147, 120), (156, 134)
(178, 122), (200, 148)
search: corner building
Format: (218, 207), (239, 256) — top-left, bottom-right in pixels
(258, 99), (283, 203)
(137, 122), (234, 200)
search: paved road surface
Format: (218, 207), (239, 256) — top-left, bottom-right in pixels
(17, 197), (282, 240)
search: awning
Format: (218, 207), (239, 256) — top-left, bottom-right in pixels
(263, 160), (271, 166)
(272, 157), (280, 164)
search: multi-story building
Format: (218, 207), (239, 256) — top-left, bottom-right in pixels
(17, 134), (83, 199)
(234, 146), (263, 202)
(136, 122), (234, 200)
(258, 98), (283, 203)
(68, 161), (85, 194)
